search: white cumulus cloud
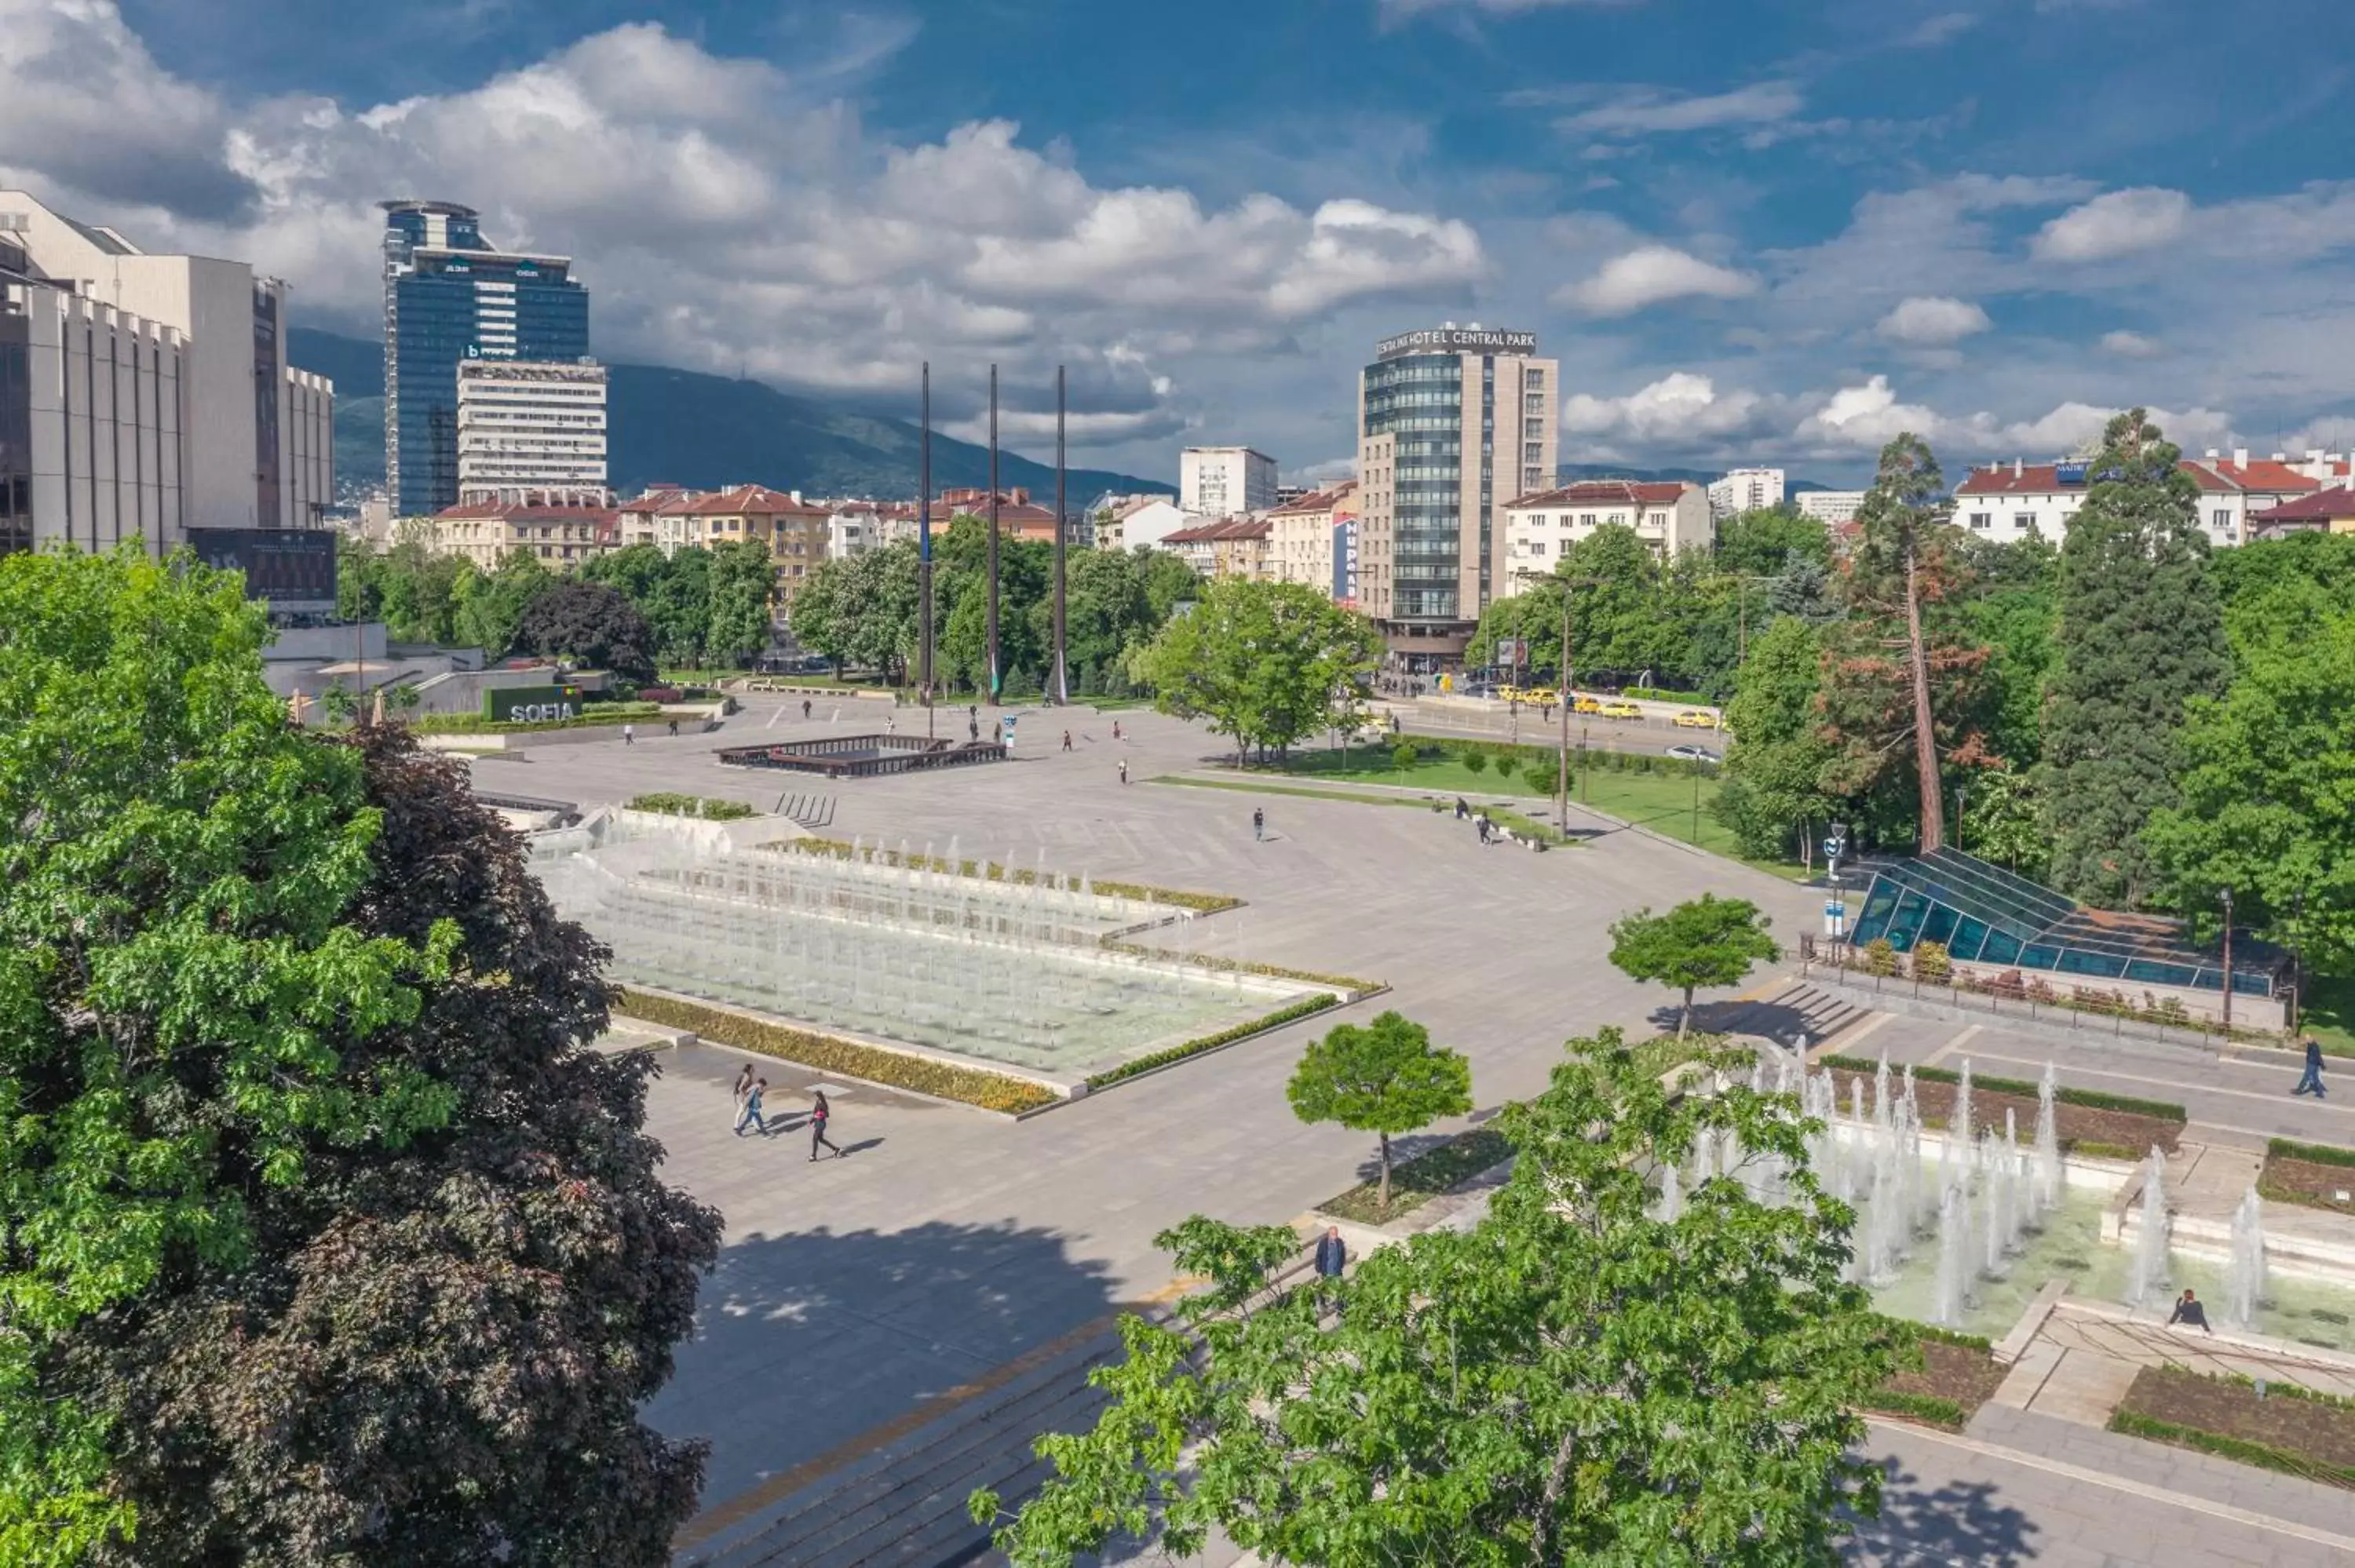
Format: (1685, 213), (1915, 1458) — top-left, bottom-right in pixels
(1557, 246), (1759, 315)
(1561, 372), (1770, 443)
(1795, 375), (1944, 449)
(2032, 187), (2193, 262)
(2098, 330), (2163, 359)
(1875, 295), (1992, 346)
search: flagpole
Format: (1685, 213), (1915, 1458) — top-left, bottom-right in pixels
(986, 363), (1001, 706)
(1053, 363), (1068, 706)
(919, 360), (934, 738)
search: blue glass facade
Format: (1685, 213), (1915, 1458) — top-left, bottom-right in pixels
(1363, 353), (1465, 622)
(382, 201), (590, 517)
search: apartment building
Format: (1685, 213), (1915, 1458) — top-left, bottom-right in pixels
(1160, 516), (1272, 580)
(1180, 446), (1277, 516)
(1265, 480), (1358, 595)
(432, 498), (617, 568)
(672, 484), (832, 611)
(455, 359), (608, 504)
(1953, 450), (2320, 547)
(1707, 467), (1785, 517)
(1499, 480), (1713, 584)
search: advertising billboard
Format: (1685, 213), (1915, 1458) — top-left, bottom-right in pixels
(186, 527), (338, 613)
(1375, 326), (1536, 361)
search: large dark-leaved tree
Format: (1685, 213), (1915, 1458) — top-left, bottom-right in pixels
(515, 578), (659, 683)
(0, 548), (719, 1565)
(2034, 410), (2229, 908)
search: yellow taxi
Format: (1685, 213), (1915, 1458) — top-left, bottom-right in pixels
(1674, 709), (1718, 729)
(1572, 695), (1604, 715)
(1598, 700), (1643, 720)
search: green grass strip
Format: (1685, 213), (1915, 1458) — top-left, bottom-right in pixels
(1152, 775), (1433, 809)
(2109, 1408), (2355, 1491)
(1860, 1391), (1969, 1431)
(2269, 1136), (2355, 1170)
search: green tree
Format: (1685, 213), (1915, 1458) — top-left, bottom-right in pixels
(1133, 578), (1380, 764)
(1716, 616), (1839, 860)
(1608, 895), (1780, 1036)
(2146, 578), (2355, 972)
(704, 538), (778, 668)
(1818, 434), (1997, 851)
(2034, 410), (2229, 908)
(1286, 1011), (1473, 1214)
(1716, 505), (1831, 577)
(977, 1030), (1897, 1566)
(515, 579), (659, 683)
(1958, 759), (2048, 878)
(452, 548), (553, 657)
(645, 545), (714, 669)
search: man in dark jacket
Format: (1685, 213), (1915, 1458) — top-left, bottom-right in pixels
(2167, 1289), (2212, 1334)
(2295, 1036), (2328, 1099)
(1314, 1226), (1346, 1315)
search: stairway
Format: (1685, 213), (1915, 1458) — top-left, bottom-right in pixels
(679, 1318), (1126, 1568)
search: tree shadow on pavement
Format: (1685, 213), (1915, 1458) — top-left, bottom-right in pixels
(647, 1217), (1121, 1519)
(1842, 1456), (2041, 1566)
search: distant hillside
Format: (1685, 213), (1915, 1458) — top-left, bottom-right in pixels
(291, 328), (1174, 505)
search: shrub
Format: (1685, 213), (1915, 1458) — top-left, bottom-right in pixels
(1492, 753), (1521, 782)
(2269, 1137), (2355, 1170)
(626, 793), (757, 821)
(1864, 937), (1898, 977)
(1462, 749), (1489, 775)
(612, 988), (1060, 1114)
(1392, 741), (1418, 771)
(1861, 1391), (1968, 1430)
(1911, 940), (1952, 986)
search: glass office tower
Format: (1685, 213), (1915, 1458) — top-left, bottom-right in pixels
(382, 200), (590, 518)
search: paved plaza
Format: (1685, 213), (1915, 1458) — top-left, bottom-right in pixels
(495, 697), (2355, 1566)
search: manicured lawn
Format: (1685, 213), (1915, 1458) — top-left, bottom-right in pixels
(2298, 971), (2355, 1059)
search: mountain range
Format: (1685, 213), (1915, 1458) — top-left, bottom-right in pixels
(289, 328), (1175, 506)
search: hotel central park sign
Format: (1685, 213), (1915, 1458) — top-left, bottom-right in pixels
(1376, 327), (1538, 360)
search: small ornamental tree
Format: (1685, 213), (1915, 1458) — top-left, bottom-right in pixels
(1286, 1011), (1473, 1214)
(976, 1030), (1901, 1566)
(1608, 894), (1781, 1037)
(516, 579), (659, 683)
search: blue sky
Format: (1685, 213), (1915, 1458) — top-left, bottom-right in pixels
(5, 0), (2353, 484)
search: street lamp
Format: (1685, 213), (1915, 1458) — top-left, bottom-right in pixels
(1514, 569), (1604, 836)
(1824, 826), (1850, 945)
(2220, 887), (2235, 1031)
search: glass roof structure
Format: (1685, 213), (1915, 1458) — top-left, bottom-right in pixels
(1846, 848), (2281, 997)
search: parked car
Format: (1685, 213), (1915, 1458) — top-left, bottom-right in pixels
(1667, 743), (1722, 764)
(1674, 709), (1718, 728)
(1572, 695), (1604, 714)
(1598, 700), (1643, 720)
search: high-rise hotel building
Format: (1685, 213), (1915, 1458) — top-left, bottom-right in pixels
(381, 200), (590, 517)
(1356, 324), (1556, 656)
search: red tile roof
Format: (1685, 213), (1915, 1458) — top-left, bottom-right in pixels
(1957, 460), (2324, 498)
(2251, 489), (2355, 523)
(433, 501), (618, 523)
(1163, 517), (1271, 544)
(1269, 480), (1359, 516)
(1506, 480), (1691, 508)
(675, 485), (829, 517)
(2200, 459), (2320, 495)
(1954, 465), (2065, 497)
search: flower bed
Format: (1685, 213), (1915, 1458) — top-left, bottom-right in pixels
(2260, 1137), (2355, 1215)
(1818, 1056), (2186, 1154)
(611, 987), (1061, 1114)
(1862, 1324), (2006, 1431)
(626, 793), (758, 821)
(1083, 993), (1340, 1090)
(2111, 1366), (2355, 1490)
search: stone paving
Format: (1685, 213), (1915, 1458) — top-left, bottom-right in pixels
(502, 702), (2355, 1565)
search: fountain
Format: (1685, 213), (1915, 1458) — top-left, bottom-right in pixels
(2127, 1147), (2171, 1307)
(2225, 1187), (2266, 1330)
(530, 814), (1316, 1078)
(1655, 1164), (1681, 1223)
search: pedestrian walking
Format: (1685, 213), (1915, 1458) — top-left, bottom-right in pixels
(969, 719), (980, 742)
(2167, 1289), (2213, 1334)
(803, 698), (812, 720)
(2294, 1035), (2328, 1098)
(1455, 797), (1470, 820)
(1062, 729), (1073, 752)
(1119, 759), (1130, 785)
(731, 1062), (755, 1115)
(667, 717), (680, 737)
(735, 1077), (769, 1137)
(809, 1088), (841, 1160)
(623, 723), (635, 746)
(885, 712), (896, 735)
(1112, 720), (1123, 741)
(1314, 1225), (1347, 1315)
(1252, 807), (1265, 842)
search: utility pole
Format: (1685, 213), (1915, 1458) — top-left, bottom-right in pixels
(2220, 887), (2235, 1032)
(919, 361), (934, 738)
(1053, 363), (1068, 705)
(1518, 570), (1598, 834)
(986, 363), (1001, 706)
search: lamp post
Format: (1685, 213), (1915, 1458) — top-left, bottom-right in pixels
(2220, 887), (2235, 1032)
(1515, 570), (1601, 835)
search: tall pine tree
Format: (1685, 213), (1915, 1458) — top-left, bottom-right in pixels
(2035, 409), (2228, 908)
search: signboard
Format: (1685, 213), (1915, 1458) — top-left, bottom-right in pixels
(486, 684), (582, 724)
(1494, 637), (1526, 668)
(999, 714), (1017, 753)
(186, 527), (337, 611)
(1376, 326), (1537, 361)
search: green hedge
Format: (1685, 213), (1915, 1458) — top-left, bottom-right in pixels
(612, 987), (1060, 1114)
(626, 793), (758, 821)
(2109, 1408), (2355, 1490)
(1818, 1056), (2185, 1123)
(1085, 994), (1338, 1089)
(776, 837), (1241, 913)
(2270, 1136), (2355, 1170)
(415, 700), (663, 735)
(1624, 686), (1710, 705)
(1860, 1391), (1969, 1430)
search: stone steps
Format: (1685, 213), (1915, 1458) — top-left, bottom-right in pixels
(680, 1320), (1126, 1568)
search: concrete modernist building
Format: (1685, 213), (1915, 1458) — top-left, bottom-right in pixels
(1953, 451), (2319, 547)
(382, 200), (590, 519)
(1265, 480), (1357, 595)
(1179, 446), (1277, 517)
(1795, 489), (1868, 526)
(1355, 324), (1557, 655)
(1707, 467), (1785, 518)
(1499, 480), (1713, 582)
(0, 191), (333, 557)
(455, 359), (608, 504)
